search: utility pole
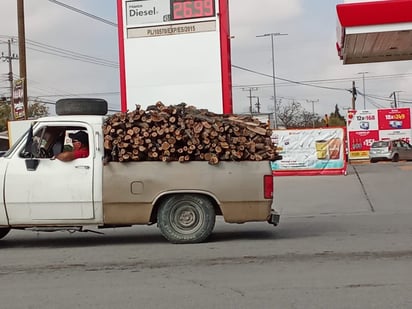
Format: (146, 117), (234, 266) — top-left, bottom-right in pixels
(390, 91), (398, 108)
(256, 32), (288, 129)
(306, 99), (319, 128)
(351, 80), (357, 110)
(17, 0), (28, 119)
(242, 87), (258, 114)
(1, 39), (19, 120)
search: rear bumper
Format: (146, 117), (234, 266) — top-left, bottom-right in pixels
(369, 152), (392, 160)
(268, 212), (280, 226)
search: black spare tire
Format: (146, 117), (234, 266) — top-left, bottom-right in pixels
(56, 98), (108, 115)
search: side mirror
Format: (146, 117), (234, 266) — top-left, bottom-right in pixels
(25, 158), (39, 171)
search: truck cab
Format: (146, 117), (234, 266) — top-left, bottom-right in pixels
(0, 116), (105, 226)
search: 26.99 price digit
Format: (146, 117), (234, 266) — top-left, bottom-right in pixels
(173, 2), (183, 19)
(183, 2), (193, 18)
(203, 0), (213, 16)
(193, 1), (203, 17)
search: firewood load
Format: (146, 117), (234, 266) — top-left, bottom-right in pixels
(103, 102), (281, 165)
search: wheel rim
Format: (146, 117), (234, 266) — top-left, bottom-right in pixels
(170, 202), (204, 235)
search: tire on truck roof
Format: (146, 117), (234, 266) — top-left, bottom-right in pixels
(55, 98), (108, 115)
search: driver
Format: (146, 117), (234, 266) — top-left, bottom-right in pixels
(55, 131), (89, 161)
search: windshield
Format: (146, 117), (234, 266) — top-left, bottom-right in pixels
(371, 141), (389, 148)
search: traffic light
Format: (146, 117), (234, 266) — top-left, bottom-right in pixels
(7, 72), (12, 81)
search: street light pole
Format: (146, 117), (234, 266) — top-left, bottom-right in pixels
(257, 32), (287, 129)
(357, 71), (368, 110)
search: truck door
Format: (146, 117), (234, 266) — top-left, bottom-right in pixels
(4, 123), (95, 223)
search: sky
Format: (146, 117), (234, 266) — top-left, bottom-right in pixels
(0, 0), (411, 118)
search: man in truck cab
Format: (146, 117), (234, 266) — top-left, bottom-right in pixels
(55, 130), (89, 161)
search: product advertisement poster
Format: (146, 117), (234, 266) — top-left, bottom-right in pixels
(271, 128), (347, 176)
(347, 108), (412, 160)
(347, 130), (379, 159)
(377, 108), (411, 130)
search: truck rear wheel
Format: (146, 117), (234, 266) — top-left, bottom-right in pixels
(157, 195), (215, 244)
(0, 228), (10, 240)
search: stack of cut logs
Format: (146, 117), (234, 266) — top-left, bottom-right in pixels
(103, 102), (280, 165)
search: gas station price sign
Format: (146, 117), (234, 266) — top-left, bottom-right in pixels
(118, 0), (233, 115)
(170, 0), (215, 20)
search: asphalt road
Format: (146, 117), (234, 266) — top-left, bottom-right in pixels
(1, 162), (412, 309)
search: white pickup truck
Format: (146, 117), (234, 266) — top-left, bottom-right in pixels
(0, 99), (279, 244)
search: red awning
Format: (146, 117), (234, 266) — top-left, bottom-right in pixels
(336, 0), (412, 64)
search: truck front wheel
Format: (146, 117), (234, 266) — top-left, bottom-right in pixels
(0, 228), (10, 240)
(157, 195), (215, 244)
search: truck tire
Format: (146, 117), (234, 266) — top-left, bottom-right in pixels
(157, 195), (215, 244)
(0, 228), (10, 240)
(55, 98), (108, 115)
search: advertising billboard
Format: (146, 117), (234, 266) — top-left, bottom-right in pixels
(271, 128), (347, 176)
(347, 108), (412, 160)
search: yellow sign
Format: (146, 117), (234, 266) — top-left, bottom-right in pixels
(349, 151), (369, 158)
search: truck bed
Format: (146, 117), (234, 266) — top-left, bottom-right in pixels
(102, 161), (274, 225)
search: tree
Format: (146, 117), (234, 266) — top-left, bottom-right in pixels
(324, 104), (346, 127)
(28, 100), (49, 119)
(277, 100), (302, 128)
(0, 100), (11, 131)
(0, 99), (49, 132)
(300, 110), (322, 128)
(277, 100), (322, 129)
(275, 100), (348, 129)
(333, 104), (344, 120)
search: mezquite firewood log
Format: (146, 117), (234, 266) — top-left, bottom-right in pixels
(103, 102), (280, 165)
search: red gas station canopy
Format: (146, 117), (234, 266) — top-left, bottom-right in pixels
(336, 0), (412, 64)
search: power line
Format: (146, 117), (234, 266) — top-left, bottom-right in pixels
(26, 39), (119, 67)
(34, 91), (120, 98)
(232, 65), (412, 106)
(0, 35), (119, 68)
(47, 0), (117, 27)
(232, 64), (351, 92)
(26, 45), (119, 68)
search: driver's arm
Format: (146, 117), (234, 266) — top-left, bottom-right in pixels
(55, 151), (76, 161)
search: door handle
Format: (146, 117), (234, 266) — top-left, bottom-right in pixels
(75, 165), (90, 170)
